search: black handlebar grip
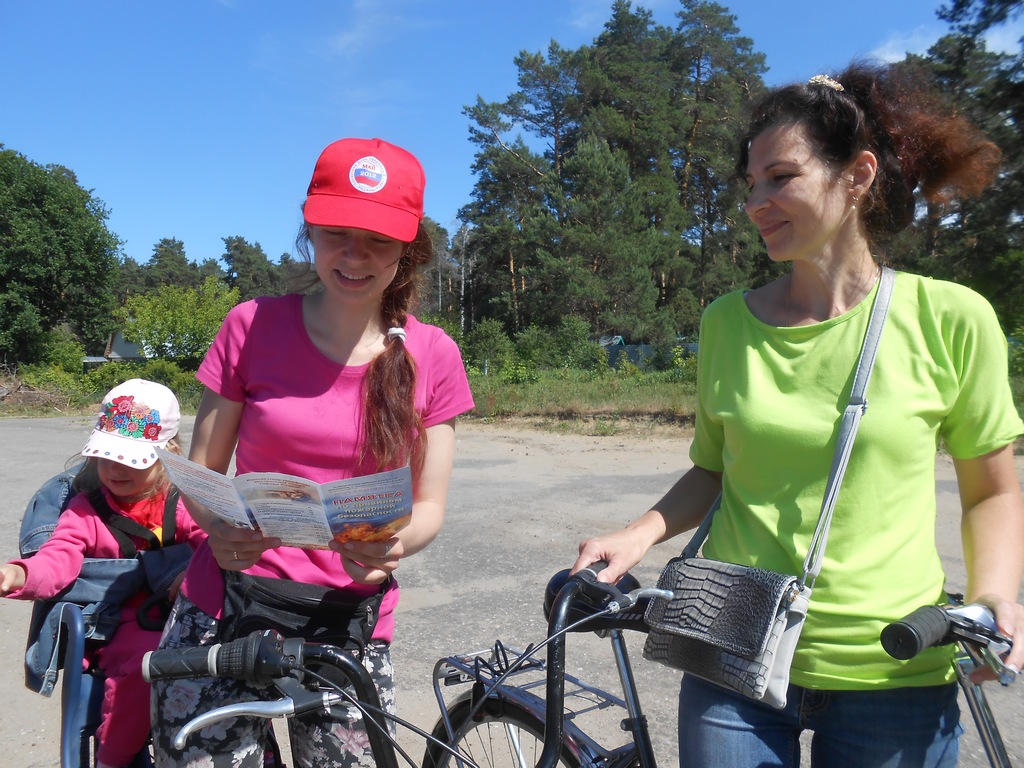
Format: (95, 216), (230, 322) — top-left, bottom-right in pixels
(142, 632), (274, 684)
(580, 560), (609, 579)
(881, 605), (951, 660)
(142, 644), (222, 682)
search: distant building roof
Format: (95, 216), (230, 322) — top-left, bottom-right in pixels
(103, 330), (147, 361)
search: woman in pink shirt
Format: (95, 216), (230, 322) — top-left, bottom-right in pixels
(150, 138), (475, 768)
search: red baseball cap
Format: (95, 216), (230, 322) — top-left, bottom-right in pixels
(304, 137), (425, 242)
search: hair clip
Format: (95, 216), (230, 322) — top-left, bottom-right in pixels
(807, 74), (844, 91)
(387, 326), (407, 343)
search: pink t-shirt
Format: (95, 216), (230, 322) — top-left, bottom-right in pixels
(182, 294), (475, 642)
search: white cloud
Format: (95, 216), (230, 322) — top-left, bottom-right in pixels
(984, 18), (1024, 54)
(327, 0), (436, 58)
(567, 0), (675, 33)
(567, 0), (616, 32)
(869, 17), (1023, 63)
(868, 23), (946, 63)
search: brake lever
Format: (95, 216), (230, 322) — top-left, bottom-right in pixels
(171, 674), (345, 749)
(575, 566), (629, 611)
(632, 586), (675, 604)
(947, 604), (1017, 685)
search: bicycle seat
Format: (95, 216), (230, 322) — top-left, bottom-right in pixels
(544, 569), (650, 633)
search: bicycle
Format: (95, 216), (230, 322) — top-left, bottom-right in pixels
(142, 564), (666, 768)
(882, 596), (1018, 768)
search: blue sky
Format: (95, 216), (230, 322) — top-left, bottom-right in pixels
(2, 1), (1020, 267)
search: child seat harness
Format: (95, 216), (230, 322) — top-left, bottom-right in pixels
(86, 487), (178, 558)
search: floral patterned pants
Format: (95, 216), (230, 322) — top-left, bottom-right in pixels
(150, 595), (396, 768)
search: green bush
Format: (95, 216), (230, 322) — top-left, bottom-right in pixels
(417, 311), (463, 347)
(669, 346), (698, 384)
(1009, 328), (1022, 378)
(82, 362), (146, 397)
(574, 343), (612, 372)
(19, 364), (81, 399)
(41, 328), (87, 374)
(136, 359), (184, 388)
(465, 318), (515, 373)
(514, 325), (558, 369)
(501, 359), (540, 384)
(13, 360), (203, 413)
(614, 351), (641, 378)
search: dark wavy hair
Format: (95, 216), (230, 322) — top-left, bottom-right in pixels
(737, 62), (1002, 251)
(294, 221), (434, 477)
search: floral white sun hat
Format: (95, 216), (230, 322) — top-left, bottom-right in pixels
(80, 379), (180, 468)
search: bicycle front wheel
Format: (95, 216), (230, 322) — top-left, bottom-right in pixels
(423, 696), (581, 768)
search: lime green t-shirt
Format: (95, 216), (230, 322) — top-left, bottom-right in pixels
(690, 271), (1023, 690)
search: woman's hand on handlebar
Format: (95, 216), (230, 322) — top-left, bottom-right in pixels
(573, 528), (652, 584)
(970, 594), (1023, 683)
(572, 479), (708, 584)
(333, 537), (401, 585)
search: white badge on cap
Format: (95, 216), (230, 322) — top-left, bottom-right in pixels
(349, 156), (388, 194)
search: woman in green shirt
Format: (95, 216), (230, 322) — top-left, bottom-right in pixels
(574, 63), (1024, 767)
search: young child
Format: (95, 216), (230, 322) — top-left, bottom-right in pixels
(1, 379), (205, 768)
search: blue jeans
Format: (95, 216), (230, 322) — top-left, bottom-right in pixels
(678, 675), (962, 767)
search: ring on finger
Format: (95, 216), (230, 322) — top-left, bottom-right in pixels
(233, 550), (239, 561)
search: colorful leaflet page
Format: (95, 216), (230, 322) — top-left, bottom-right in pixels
(156, 449), (412, 549)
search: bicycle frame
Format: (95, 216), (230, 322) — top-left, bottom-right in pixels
(954, 641), (1012, 768)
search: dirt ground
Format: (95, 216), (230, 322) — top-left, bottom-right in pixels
(0, 416), (1021, 767)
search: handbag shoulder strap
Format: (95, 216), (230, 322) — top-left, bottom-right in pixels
(681, 493), (720, 559)
(681, 267), (895, 578)
(801, 266), (894, 584)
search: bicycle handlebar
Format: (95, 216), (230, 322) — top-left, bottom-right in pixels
(536, 563), (671, 768)
(880, 605), (953, 660)
(881, 603), (1016, 685)
(143, 630), (401, 768)
(143, 629), (299, 686)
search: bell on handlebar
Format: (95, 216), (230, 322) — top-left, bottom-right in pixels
(543, 568), (641, 623)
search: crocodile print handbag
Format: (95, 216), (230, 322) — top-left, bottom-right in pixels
(643, 268), (895, 709)
(643, 553), (809, 709)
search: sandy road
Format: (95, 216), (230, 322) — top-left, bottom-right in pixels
(0, 416), (1021, 766)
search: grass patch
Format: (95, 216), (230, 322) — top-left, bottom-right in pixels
(1, 363), (1021, 452)
(463, 368), (697, 437)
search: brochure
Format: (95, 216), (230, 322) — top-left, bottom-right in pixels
(156, 449), (412, 550)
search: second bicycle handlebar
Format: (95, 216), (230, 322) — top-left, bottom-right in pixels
(881, 602), (1016, 685)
